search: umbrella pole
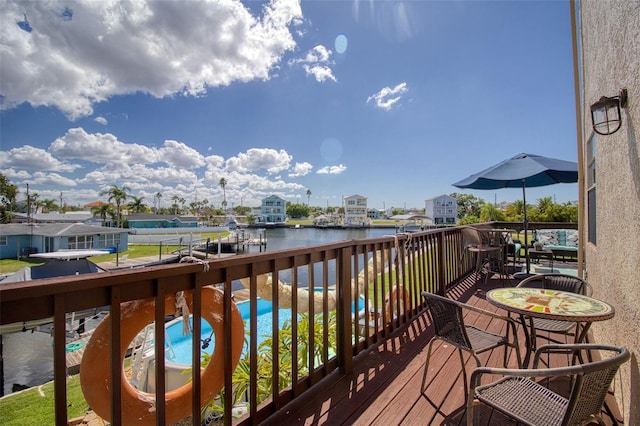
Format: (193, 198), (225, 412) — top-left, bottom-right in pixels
(523, 180), (530, 274)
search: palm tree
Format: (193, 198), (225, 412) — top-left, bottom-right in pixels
(219, 178), (227, 210)
(40, 198), (59, 213)
(91, 204), (113, 226)
(154, 192), (162, 214)
(127, 196), (147, 214)
(29, 192), (40, 215)
(306, 189), (312, 206)
(99, 185), (130, 228)
(170, 195), (186, 214)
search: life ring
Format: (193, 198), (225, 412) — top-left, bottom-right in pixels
(80, 287), (244, 425)
(383, 284), (412, 319)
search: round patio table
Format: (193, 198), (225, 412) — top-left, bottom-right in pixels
(486, 287), (615, 366)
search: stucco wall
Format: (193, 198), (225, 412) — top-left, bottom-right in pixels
(580, 0), (640, 422)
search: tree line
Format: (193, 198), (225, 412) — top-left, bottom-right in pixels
(1, 173), (576, 226)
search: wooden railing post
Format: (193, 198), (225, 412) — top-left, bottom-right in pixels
(336, 246), (353, 374)
(437, 232), (446, 296)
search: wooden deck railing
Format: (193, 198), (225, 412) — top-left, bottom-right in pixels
(0, 226), (472, 425)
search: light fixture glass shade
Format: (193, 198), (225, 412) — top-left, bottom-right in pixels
(591, 97), (622, 135)
(590, 89), (628, 136)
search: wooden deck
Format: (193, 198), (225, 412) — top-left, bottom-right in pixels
(261, 274), (624, 426)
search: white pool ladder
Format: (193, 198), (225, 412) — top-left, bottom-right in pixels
(129, 323), (177, 390)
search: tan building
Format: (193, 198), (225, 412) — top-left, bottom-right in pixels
(577, 1), (639, 422)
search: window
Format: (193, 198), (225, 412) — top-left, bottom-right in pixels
(68, 235), (94, 250)
(99, 233), (121, 247)
(586, 134), (596, 244)
(0, 235), (7, 246)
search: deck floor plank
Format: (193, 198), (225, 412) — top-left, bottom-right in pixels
(261, 274), (624, 426)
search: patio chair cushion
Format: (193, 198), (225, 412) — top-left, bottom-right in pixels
(534, 229), (579, 254)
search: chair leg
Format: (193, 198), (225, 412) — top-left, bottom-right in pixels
(421, 338), (437, 395)
(459, 349), (470, 401)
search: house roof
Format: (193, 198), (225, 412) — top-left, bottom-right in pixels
(425, 194), (454, 201)
(389, 214), (432, 221)
(83, 200), (109, 208)
(13, 212), (93, 222)
(0, 223), (127, 237)
(1, 259), (106, 283)
(126, 214), (198, 221)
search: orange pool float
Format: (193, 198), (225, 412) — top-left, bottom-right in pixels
(80, 287), (244, 425)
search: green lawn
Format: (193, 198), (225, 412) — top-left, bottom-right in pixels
(0, 375), (88, 426)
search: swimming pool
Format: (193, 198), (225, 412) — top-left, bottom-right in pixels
(165, 295), (365, 366)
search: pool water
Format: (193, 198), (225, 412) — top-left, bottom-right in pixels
(165, 296), (365, 365)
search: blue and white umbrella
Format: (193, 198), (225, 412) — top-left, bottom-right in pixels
(453, 153), (578, 273)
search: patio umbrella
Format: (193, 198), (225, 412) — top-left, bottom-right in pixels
(452, 153), (578, 274)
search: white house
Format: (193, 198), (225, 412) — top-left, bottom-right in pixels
(425, 195), (458, 225)
(343, 194), (369, 227)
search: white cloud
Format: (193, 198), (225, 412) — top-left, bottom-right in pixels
(225, 148), (292, 173)
(291, 45), (336, 82)
(50, 128), (159, 164)
(94, 116), (107, 125)
(0, 145), (81, 172)
(158, 140), (206, 169)
(317, 164), (346, 174)
(0, 0), (303, 119)
(367, 82), (408, 111)
(0, 168), (32, 180)
(289, 161), (313, 177)
(1, 126), (315, 207)
(32, 172), (78, 186)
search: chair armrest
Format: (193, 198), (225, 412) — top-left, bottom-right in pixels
(459, 300), (520, 330)
(420, 291), (519, 331)
(531, 343), (620, 368)
(470, 343), (627, 390)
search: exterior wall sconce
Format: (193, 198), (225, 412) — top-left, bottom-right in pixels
(590, 88), (628, 135)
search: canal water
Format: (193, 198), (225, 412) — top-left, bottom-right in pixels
(1, 226), (397, 396)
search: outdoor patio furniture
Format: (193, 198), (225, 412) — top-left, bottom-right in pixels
(460, 226), (508, 286)
(467, 343), (630, 426)
(516, 273), (593, 351)
(420, 292), (521, 400)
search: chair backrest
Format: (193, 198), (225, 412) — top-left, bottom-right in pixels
(517, 273), (592, 296)
(421, 292), (472, 351)
(461, 226), (482, 248)
(561, 345), (630, 425)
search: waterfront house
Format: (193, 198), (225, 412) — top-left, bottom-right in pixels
(126, 213), (198, 229)
(343, 194), (369, 226)
(258, 195), (287, 224)
(425, 194), (458, 225)
(0, 223), (129, 259)
(367, 208), (384, 220)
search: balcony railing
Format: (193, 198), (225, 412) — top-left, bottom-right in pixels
(0, 227), (472, 425)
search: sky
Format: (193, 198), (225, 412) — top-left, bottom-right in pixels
(0, 0), (579, 212)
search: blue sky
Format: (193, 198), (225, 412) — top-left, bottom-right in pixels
(0, 0), (578, 211)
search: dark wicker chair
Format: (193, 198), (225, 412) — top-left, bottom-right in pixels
(467, 343), (630, 426)
(516, 274), (593, 351)
(460, 226), (508, 286)
(420, 292), (521, 399)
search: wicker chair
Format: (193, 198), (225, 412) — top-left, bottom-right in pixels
(516, 274), (593, 351)
(460, 226), (508, 286)
(420, 292), (521, 400)
(467, 343), (630, 426)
